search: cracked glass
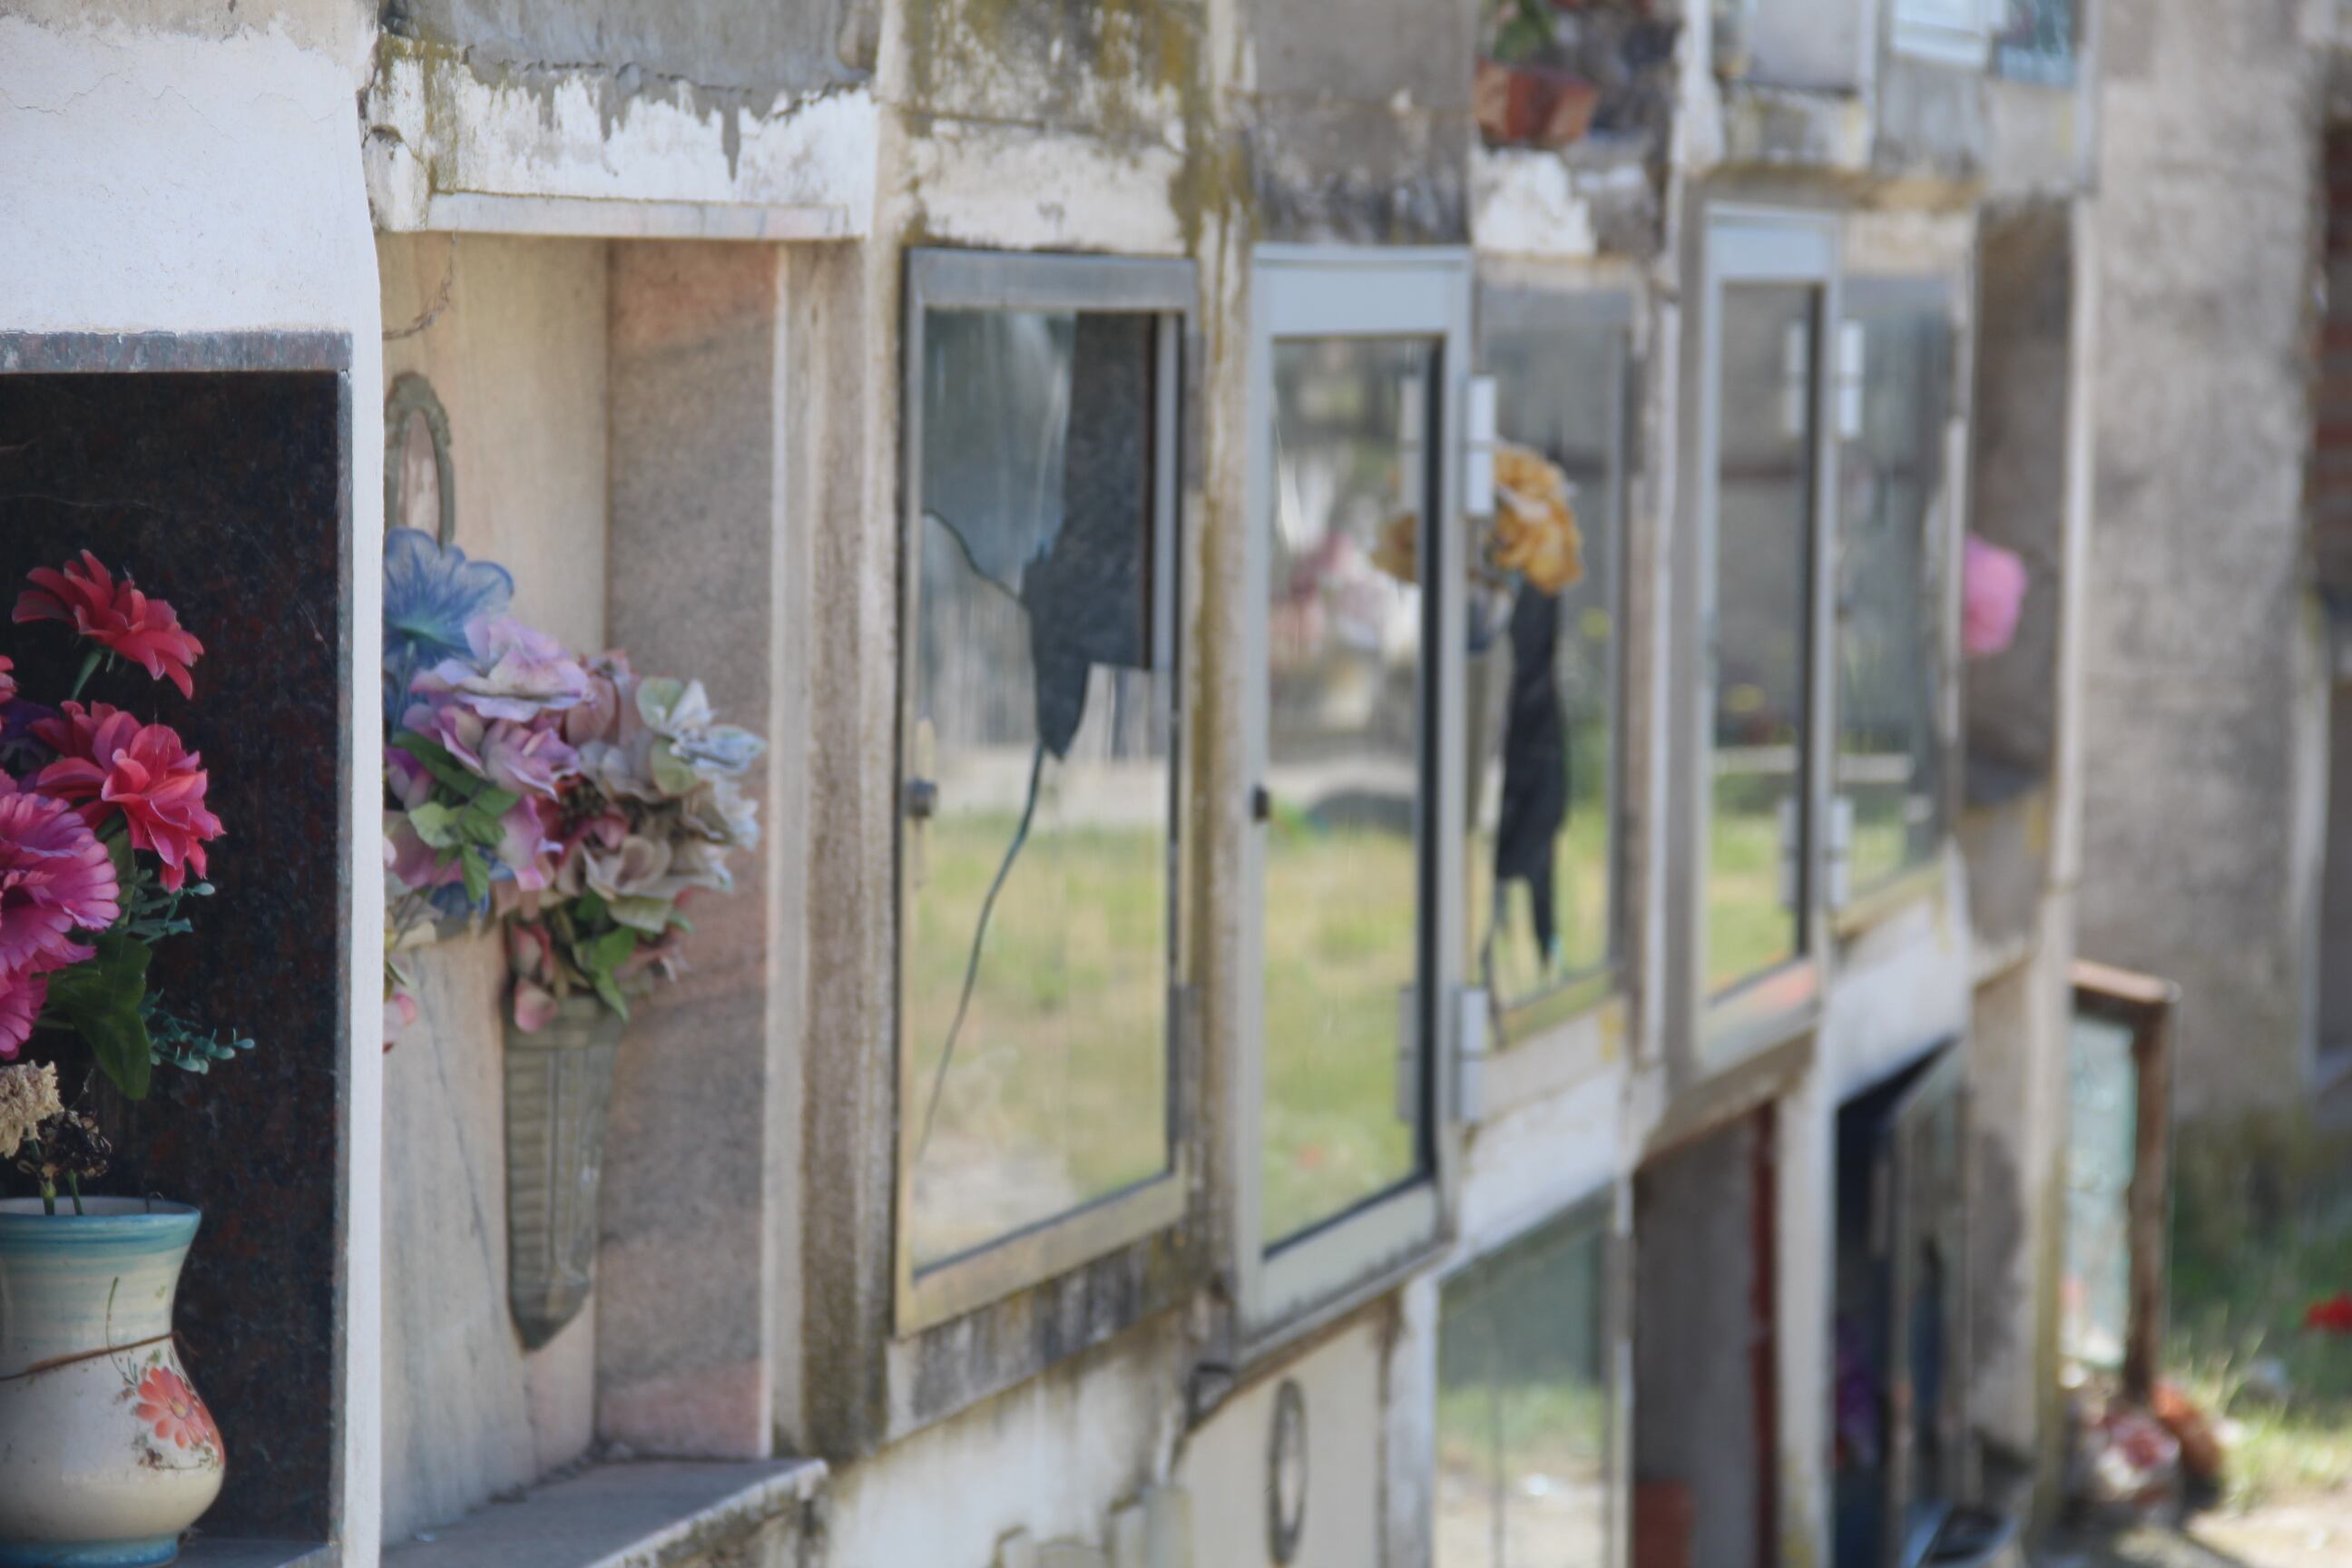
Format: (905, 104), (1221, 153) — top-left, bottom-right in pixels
(903, 308), (1173, 1273)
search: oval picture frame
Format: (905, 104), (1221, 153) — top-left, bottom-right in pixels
(384, 373), (456, 545)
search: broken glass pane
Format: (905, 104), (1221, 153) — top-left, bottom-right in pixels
(905, 307), (1172, 1272)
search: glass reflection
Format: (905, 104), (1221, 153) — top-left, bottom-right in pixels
(1261, 336), (1435, 1247)
(2063, 1012), (2138, 1369)
(1836, 302), (1950, 897)
(905, 308), (1171, 1271)
(1436, 1208), (1611, 1568)
(1469, 316), (1621, 1019)
(1709, 285), (1817, 995)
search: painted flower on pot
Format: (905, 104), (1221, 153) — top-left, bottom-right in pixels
(133, 1363), (221, 1461)
(13, 551), (206, 699)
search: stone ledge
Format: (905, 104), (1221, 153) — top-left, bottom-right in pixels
(384, 1460), (828, 1568)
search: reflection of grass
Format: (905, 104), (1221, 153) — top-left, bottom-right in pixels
(1708, 800), (1794, 993)
(906, 810), (1170, 1266)
(1468, 809), (1611, 1004)
(1263, 826), (1419, 1241)
(1436, 1377), (1608, 1477)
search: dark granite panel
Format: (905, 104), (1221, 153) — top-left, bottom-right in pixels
(0, 368), (350, 1540)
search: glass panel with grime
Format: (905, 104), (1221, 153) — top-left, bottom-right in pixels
(1835, 299), (1951, 899)
(905, 308), (1173, 1272)
(1436, 1207), (1612, 1568)
(1262, 335), (1438, 1248)
(1708, 285), (1818, 995)
(1468, 313), (1622, 1020)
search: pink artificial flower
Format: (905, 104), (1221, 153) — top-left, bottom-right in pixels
(383, 989), (420, 1053)
(562, 653), (636, 749)
(0, 967), (47, 1059)
(0, 654), (14, 705)
(386, 809), (463, 893)
(494, 797), (564, 893)
(14, 552), (204, 699)
(31, 703), (224, 891)
(401, 690), (489, 776)
(0, 789), (120, 984)
(416, 618), (591, 722)
(1963, 534), (2027, 661)
(476, 719), (578, 800)
(386, 746), (436, 812)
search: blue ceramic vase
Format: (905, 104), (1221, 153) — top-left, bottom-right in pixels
(0, 1198), (224, 1567)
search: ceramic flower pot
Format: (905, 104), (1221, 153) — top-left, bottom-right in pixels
(505, 995), (623, 1349)
(0, 1198), (224, 1567)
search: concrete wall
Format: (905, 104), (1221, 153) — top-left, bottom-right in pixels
(387, 0), (862, 95)
(377, 231), (612, 1543)
(2081, 0), (2329, 1118)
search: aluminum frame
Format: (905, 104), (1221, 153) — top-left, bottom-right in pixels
(893, 248), (1196, 1335)
(1239, 244), (1473, 1346)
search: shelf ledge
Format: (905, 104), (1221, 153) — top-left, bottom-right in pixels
(385, 1459), (828, 1568)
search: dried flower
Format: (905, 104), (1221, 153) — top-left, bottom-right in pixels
(0, 1062), (61, 1162)
(1488, 444), (1583, 596)
(32, 702), (224, 891)
(15, 1108), (111, 1188)
(14, 552), (204, 698)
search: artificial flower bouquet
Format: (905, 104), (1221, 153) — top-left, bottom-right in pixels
(380, 529), (763, 1042)
(0, 552), (248, 1211)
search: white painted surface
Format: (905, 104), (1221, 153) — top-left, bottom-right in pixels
(1177, 1321), (1386, 1568)
(0, 14), (387, 1561)
(367, 46), (878, 239)
(904, 122), (1191, 256)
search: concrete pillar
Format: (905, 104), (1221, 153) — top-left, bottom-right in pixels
(599, 241), (797, 1456)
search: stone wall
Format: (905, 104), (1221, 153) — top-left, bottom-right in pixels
(2080, 0), (2329, 1119)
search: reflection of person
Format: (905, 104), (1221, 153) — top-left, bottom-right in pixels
(1495, 582), (1566, 966)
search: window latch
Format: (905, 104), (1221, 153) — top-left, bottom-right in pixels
(1250, 785), (1271, 824)
(904, 778), (938, 821)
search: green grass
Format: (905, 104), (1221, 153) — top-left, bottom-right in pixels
(905, 810), (1171, 1267)
(1708, 800), (1796, 992)
(2163, 1175), (2352, 1504)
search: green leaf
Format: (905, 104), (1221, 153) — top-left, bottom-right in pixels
(393, 733), (486, 797)
(471, 788), (521, 819)
(45, 936), (155, 1099)
(586, 926), (639, 975)
(407, 801), (465, 848)
(105, 832), (135, 887)
(459, 847), (491, 906)
(591, 967), (630, 1020)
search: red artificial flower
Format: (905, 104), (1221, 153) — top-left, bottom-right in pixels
(2305, 1291), (2352, 1335)
(0, 789), (120, 984)
(32, 703), (224, 891)
(15, 552), (204, 699)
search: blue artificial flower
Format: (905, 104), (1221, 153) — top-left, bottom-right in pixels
(382, 527), (513, 719)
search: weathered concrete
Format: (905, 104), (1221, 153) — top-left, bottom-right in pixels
(380, 1458), (825, 1568)
(2080, 0), (2330, 1118)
